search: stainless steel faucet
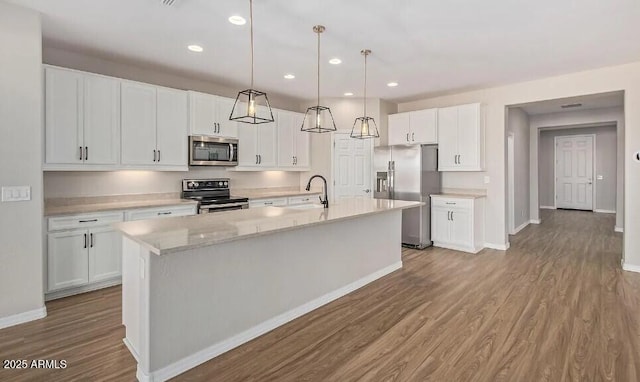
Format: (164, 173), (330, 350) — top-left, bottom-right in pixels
(305, 175), (329, 209)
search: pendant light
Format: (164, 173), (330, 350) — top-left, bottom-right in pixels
(301, 25), (337, 133)
(350, 49), (379, 139)
(230, 0), (274, 124)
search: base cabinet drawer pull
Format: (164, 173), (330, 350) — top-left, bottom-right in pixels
(79, 219), (98, 223)
(157, 212), (172, 216)
(445, 202), (456, 205)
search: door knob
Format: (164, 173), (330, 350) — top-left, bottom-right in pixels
(364, 189), (371, 193)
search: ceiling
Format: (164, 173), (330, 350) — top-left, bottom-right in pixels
(515, 91), (624, 115)
(9, 0), (640, 102)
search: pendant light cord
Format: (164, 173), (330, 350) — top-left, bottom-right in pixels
(317, 30), (321, 106)
(363, 52), (367, 117)
(249, 0), (254, 90)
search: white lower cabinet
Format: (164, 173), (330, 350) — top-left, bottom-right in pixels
(431, 196), (484, 254)
(47, 211), (124, 295)
(125, 205), (197, 221)
(249, 197), (288, 208)
(46, 204), (197, 300)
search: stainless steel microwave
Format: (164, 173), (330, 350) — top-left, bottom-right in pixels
(189, 136), (238, 166)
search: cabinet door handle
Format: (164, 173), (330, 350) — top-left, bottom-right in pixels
(79, 146), (83, 161)
(259, 154), (262, 164)
(256, 155), (259, 164)
(85, 146), (88, 161)
(451, 211), (454, 221)
(406, 133), (409, 142)
(153, 150), (157, 162)
(447, 211), (450, 221)
(157, 150), (161, 162)
(412, 132), (415, 141)
(84, 233), (87, 249)
(90, 233), (94, 248)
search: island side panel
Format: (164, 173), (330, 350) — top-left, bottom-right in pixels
(146, 210), (402, 377)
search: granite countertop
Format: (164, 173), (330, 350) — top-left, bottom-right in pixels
(430, 193), (486, 200)
(113, 198), (423, 255)
(44, 193), (198, 216)
(231, 188), (323, 200)
(430, 188), (487, 200)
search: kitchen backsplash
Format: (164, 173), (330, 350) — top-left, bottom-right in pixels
(43, 169), (301, 198)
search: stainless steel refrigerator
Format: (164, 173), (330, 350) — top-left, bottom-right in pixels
(374, 145), (440, 248)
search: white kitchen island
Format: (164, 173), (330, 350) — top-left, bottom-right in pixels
(113, 197), (422, 382)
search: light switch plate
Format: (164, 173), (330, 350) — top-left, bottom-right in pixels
(484, 176), (490, 184)
(1, 186), (31, 202)
(597, 175), (604, 180)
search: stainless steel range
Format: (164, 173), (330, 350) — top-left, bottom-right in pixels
(182, 178), (249, 214)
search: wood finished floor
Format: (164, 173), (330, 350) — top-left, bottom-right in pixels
(2, 209), (640, 381)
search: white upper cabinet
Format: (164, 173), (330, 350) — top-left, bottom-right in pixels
(388, 108), (437, 145)
(121, 81), (188, 169)
(237, 118), (277, 168)
(188, 91), (238, 138)
(121, 82), (157, 165)
(45, 66), (119, 167)
(276, 110), (309, 170)
(437, 103), (484, 171)
(156, 88), (188, 166)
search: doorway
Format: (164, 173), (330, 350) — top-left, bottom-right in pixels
(554, 135), (595, 211)
(332, 133), (373, 201)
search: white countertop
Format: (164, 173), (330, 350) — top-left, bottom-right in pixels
(113, 198), (423, 255)
(44, 193), (198, 216)
(231, 188), (322, 200)
(431, 193), (486, 200)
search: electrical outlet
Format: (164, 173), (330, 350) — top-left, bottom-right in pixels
(1, 186), (31, 202)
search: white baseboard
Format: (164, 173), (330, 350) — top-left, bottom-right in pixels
(615, 226), (624, 233)
(45, 277), (121, 301)
(595, 209), (616, 214)
(623, 262), (640, 273)
(510, 221), (530, 235)
(484, 242), (510, 251)
(0, 306), (47, 330)
(433, 242), (483, 254)
(143, 261), (404, 382)
(530, 219), (541, 224)
(539, 206), (555, 210)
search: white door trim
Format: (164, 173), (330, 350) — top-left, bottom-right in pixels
(507, 133), (515, 234)
(553, 134), (596, 211)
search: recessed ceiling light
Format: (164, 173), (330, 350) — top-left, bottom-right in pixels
(284, 74), (295, 79)
(387, 82), (399, 87)
(228, 15), (246, 25)
(187, 45), (203, 53)
(344, 92), (354, 96)
(329, 58), (342, 65)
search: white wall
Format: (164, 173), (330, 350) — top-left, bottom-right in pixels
(0, 1), (45, 323)
(529, 107), (624, 229)
(506, 108), (530, 229)
(398, 62), (640, 269)
(539, 126), (617, 212)
(44, 170), (300, 198)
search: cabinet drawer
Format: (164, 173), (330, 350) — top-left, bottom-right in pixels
(287, 194), (320, 205)
(249, 197), (288, 208)
(48, 212), (124, 231)
(125, 205), (197, 221)
(431, 197), (473, 210)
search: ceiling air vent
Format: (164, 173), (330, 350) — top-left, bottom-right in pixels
(160, 0), (179, 6)
(560, 103), (582, 109)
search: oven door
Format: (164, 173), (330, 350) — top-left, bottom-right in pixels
(199, 202), (249, 214)
(189, 136), (238, 166)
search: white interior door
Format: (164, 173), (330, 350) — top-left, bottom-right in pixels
(333, 133), (372, 201)
(555, 135), (594, 210)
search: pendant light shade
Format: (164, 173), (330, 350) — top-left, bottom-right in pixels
(351, 49), (379, 139)
(230, 0), (274, 124)
(301, 25), (337, 133)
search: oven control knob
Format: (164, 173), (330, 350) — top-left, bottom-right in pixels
(223, 181), (228, 187)
(189, 182), (199, 189)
